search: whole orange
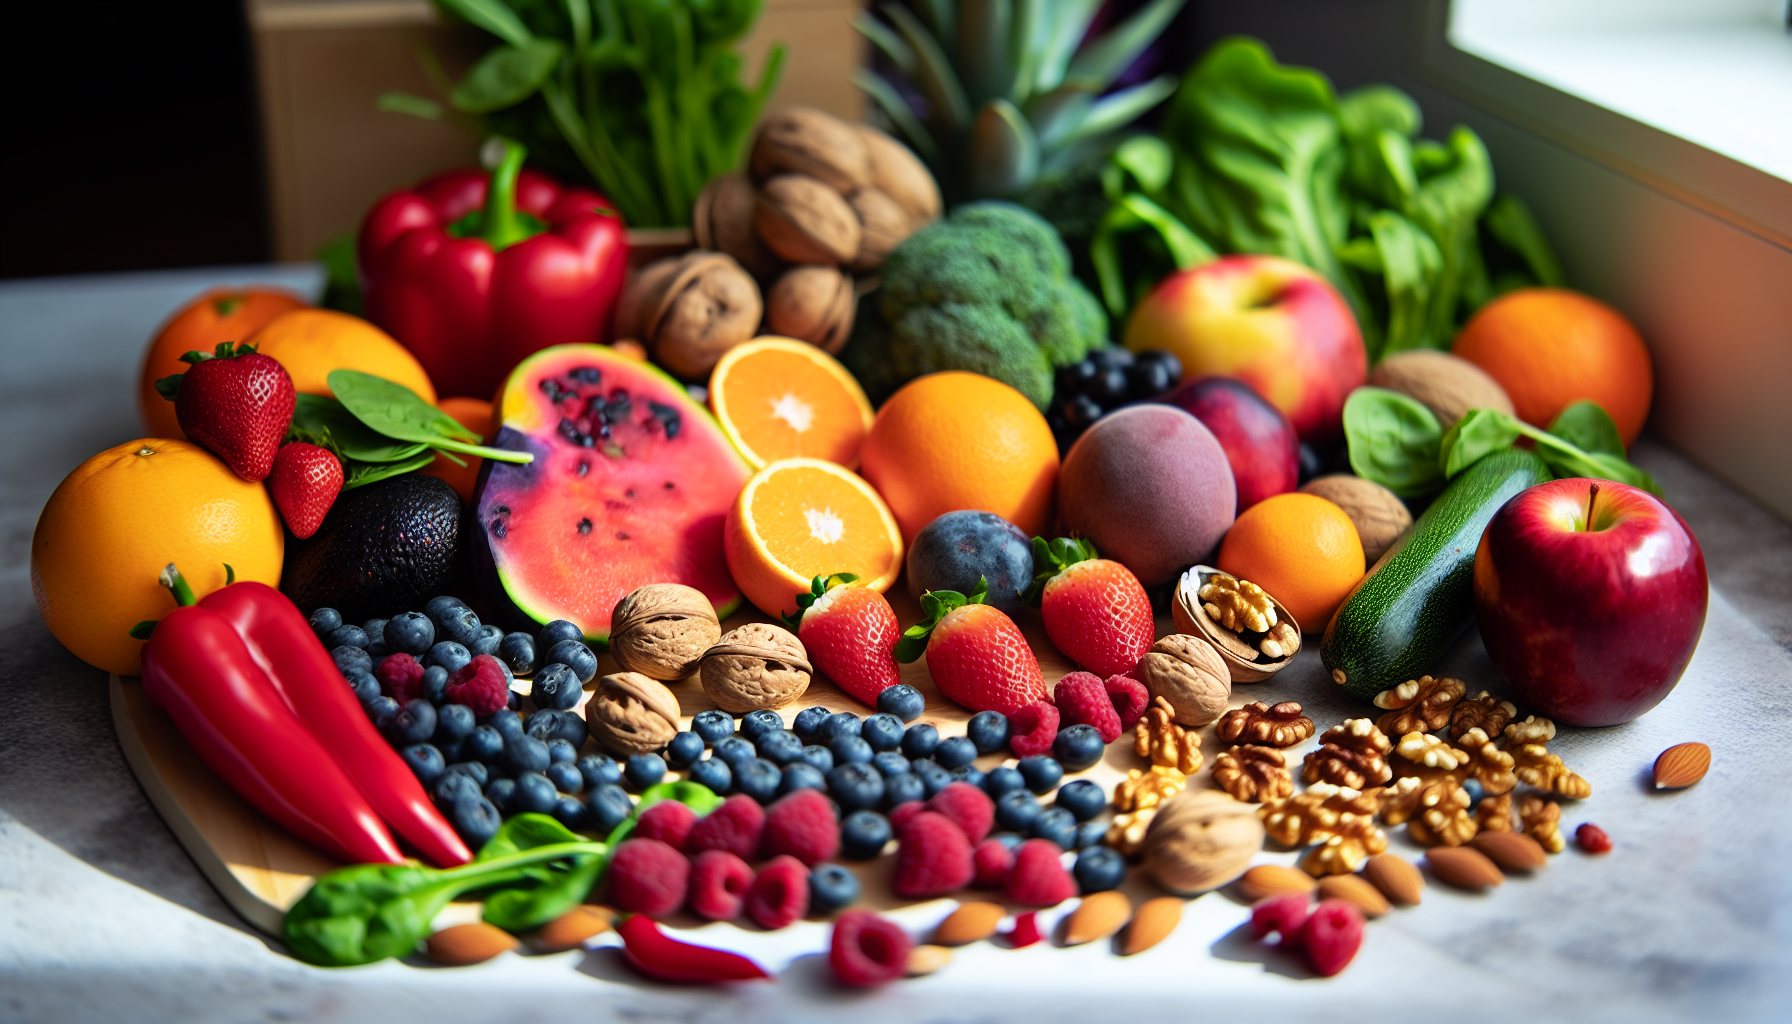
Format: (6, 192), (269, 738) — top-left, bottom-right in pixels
(138, 288), (307, 439)
(1452, 288), (1653, 445)
(859, 372), (1059, 541)
(421, 396), (495, 502)
(31, 439), (285, 675)
(1216, 492), (1363, 634)
(247, 309), (438, 404)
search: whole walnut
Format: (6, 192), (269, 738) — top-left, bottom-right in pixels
(750, 107), (872, 193)
(765, 265), (855, 353)
(692, 173), (781, 280)
(1135, 634), (1231, 727)
(585, 672), (682, 757)
(857, 126), (940, 224)
(755, 175), (861, 265)
(1142, 789), (1266, 893)
(1368, 350), (1515, 428)
(617, 250), (762, 379)
(609, 583), (722, 681)
(845, 188), (913, 273)
(1299, 475), (1412, 566)
(699, 622), (812, 713)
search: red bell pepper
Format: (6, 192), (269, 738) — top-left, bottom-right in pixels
(358, 137), (629, 401)
(200, 582), (470, 867)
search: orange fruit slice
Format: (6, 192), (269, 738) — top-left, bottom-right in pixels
(723, 458), (904, 617)
(1216, 492), (1364, 633)
(709, 337), (875, 470)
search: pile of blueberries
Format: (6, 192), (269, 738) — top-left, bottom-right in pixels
(1047, 347), (1183, 452)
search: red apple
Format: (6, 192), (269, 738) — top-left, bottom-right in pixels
(1474, 478), (1707, 727)
(1122, 255), (1366, 445)
(1157, 376), (1298, 511)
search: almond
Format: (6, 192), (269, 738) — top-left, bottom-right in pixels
(425, 922), (518, 965)
(906, 943), (952, 976)
(1654, 742), (1711, 789)
(1063, 891), (1132, 945)
(532, 904), (615, 952)
(1364, 852), (1424, 905)
(1239, 863), (1318, 902)
(1120, 896), (1183, 955)
(1426, 846), (1504, 890)
(1470, 830), (1548, 872)
(1317, 873), (1391, 917)
(932, 901), (1005, 946)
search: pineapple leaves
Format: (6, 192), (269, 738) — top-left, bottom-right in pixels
(854, 12), (915, 76)
(954, 0), (1015, 108)
(970, 99), (1040, 198)
(854, 69), (939, 161)
(1064, 0), (1188, 91)
(880, 2), (971, 129)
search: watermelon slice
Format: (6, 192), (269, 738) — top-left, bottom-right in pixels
(471, 345), (750, 644)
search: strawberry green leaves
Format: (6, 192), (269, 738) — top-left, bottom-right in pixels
(782, 572), (861, 630)
(895, 577), (989, 663)
(1022, 536), (1099, 607)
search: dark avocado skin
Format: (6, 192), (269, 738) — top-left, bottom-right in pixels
(1321, 449), (1550, 701)
(281, 474), (462, 622)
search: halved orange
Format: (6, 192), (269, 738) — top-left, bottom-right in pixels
(723, 457), (904, 617)
(709, 336), (875, 470)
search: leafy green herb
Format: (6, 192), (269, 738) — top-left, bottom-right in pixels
(1437, 408), (1522, 479)
(472, 814), (603, 932)
(325, 370), (530, 464)
(1437, 407), (1659, 495)
(1342, 388), (1443, 497)
(343, 450), (441, 490)
(291, 394), (432, 464)
(1548, 400), (1625, 457)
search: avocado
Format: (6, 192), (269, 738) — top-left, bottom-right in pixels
(282, 474), (462, 621)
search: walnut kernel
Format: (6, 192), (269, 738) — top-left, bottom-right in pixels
(1303, 719), (1393, 790)
(1396, 731), (1470, 771)
(1477, 793), (1514, 832)
(1504, 715), (1557, 745)
(1114, 765), (1187, 813)
(1260, 783), (1380, 847)
(1450, 691), (1518, 742)
(1519, 794), (1566, 853)
(1211, 745), (1293, 803)
(1106, 808), (1156, 856)
(1456, 727), (1517, 795)
(1198, 572), (1276, 633)
(1512, 744), (1592, 799)
(1134, 695), (1202, 774)
(1373, 675), (1466, 735)
(1302, 815), (1389, 876)
(1379, 776), (1477, 847)
(1216, 701), (1315, 748)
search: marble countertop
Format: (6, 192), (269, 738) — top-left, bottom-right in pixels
(2, 266), (1788, 1024)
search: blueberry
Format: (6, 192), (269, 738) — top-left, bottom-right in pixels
(546, 761), (584, 794)
(308, 606), (342, 640)
(544, 639), (597, 684)
(983, 766), (1026, 799)
(901, 723), (940, 759)
(821, 712), (862, 743)
(1017, 755), (1063, 794)
(383, 611), (435, 656)
(345, 670), (381, 705)
(876, 684), (926, 722)
(839, 809), (892, 859)
(1074, 820), (1108, 850)
(470, 623), (504, 658)
(995, 789), (1042, 832)
(484, 777), (516, 813)
(712, 736), (757, 770)
(443, 760), (489, 787)
(433, 771), (481, 808)
(447, 794), (501, 848)
(487, 708), (523, 737)
(778, 762), (827, 797)
(913, 759), (953, 798)
(511, 771), (560, 814)
(530, 663), (582, 710)
(426, 640), (471, 674)
(933, 735), (977, 769)
(830, 735), (873, 766)
(577, 754), (621, 789)
(871, 751), (910, 777)
(881, 771), (925, 808)
(1074, 845), (1126, 893)
(547, 738), (579, 765)
(382, 699), (437, 746)
(526, 709), (586, 747)
(792, 705), (832, 742)
(586, 784), (633, 832)
(1462, 778), (1485, 803)
(332, 645), (373, 676)
(665, 731), (704, 769)
(624, 753), (668, 791)
(949, 766), (986, 789)
(1053, 724), (1105, 772)
(688, 756), (732, 795)
(741, 709), (784, 741)
(990, 831), (1025, 851)
(552, 796), (589, 831)
(536, 619), (583, 651)
(857, 714), (901, 753)
(734, 757), (780, 804)
(497, 631), (536, 675)
(432, 702), (475, 745)
(1125, 357), (1177, 401)
(1032, 807), (1077, 848)
(1055, 779), (1106, 822)
(827, 763), (885, 812)
(752, 729), (801, 766)
(424, 595), (469, 625)
(462, 725), (504, 763)
(438, 606), (483, 649)
(502, 734), (551, 775)
(361, 619), (390, 657)
(800, 745), (835, 773)
(400, 743), (445, 784)
(420, 665), (449, 704)
(327, 624), (370, 650)
(904, 510), (1034, 616)
(692, 710), (735, 745)
(364, 695), (401, 728)
(808, 863), (861, 914)
(966, 711), (1011, 754)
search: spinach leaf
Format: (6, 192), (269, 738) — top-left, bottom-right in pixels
(343, 450), (440, 490)
(327, 369), (531, 464)
(1439, 408), (1523, 478)
(1343, 387), (1443, 497)
(476, 814), (602, 932)
(1437, 406), (1661, 496)
(1528, 430), (1661, 495)
(291, 393), (431, 463)
(1548, 400), (1625, 456)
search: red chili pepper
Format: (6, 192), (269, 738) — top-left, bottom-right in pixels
(616, 914), (771, 984)
(141, 569), (402, 865)
(200, 582), (470, 867)
(358, 137), (629, 400)
(1003, 911), (1042, 948)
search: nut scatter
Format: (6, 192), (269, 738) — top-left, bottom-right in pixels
(1503, 715), (1557, 746)
(1476, 793), (1515, 832)
(1395, 731), (1469, 772)
(1114, 765), (1188, 813)
(1379, 776), (1477, 847)
(1260, 783), (1381, 847)
(1373, 675), (1466, 736)
(1134, 696), (1203, 774)
(1454, 728), (1518, 795)
(1511, 744), (1592, 799)
(1302, 814), (1389, 876)
(1519, 794), (1567, 853)
(1215, 701), (1315, 748)
(1449, 691), (1518, 742)
(1211, 745), (1293, 803)
(1303, 719), (1394, 790)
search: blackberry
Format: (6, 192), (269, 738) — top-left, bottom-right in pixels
(1047, 347), (1182, 451)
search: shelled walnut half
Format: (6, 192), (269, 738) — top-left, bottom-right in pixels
(1379, 776), (1477, 847)
(1215, 701), (1315, 748)
(1211, 745), (1293, 803)
(1304, 719), (1394, 790)
(1135, 696), (1202, 774)
(1373, 675), (1466, 736)
(1450, 691), (1518, 742)
(1519, 794), (1566, 853)
(1512, 744), (1592, 799)
(1260, 783), (1380, 848)
(1171, 566), (1300, 682)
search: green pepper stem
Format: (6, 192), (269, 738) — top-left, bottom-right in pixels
(481, 137), (531, 252)
(158, 564), (198, 607)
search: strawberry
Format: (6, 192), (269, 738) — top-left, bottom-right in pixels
(785, 573), (901, 706)
(268, 442), (343, 539)
(1024, 537), (1153, 677)
(896, 579), (1044, 715)
(155, 341), (295, 481)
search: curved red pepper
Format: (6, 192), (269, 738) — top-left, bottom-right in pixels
(142, 605), (404, 866)
(358, 139), (628, 400)
(616, 915), (771, 984)
(200, 583), (470, 867)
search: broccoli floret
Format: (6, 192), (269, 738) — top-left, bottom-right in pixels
(889, 304), (1053, 409)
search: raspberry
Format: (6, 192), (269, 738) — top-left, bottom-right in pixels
(685, 794), (765, 861)
(444, 654), (510, 716)
(376, 653), (425, 702)
(891, 811), (975, 898)
(1007, 701), (1059, 758)
(926, 781), (994, 844)
(1053, 671), (1122, 743)
(606, 838), (689, 918)
(830, 910), (912, 987)
(1004, 839), (1076, 907)
(634, 800), (697, 851)
(1002, 910), (1042, 948)
(1250, 893), (1311, 943)
(888, 800), (924, 831)
(687, 849), (754, 921)
(1103, 673), (1150, 729)
(972, 838), (1014, 888)
(1297, 899), (1364, 976)
(1576, 822), (1612, 854)
(760, 788), (840, 866)
(745, 855), (810, 930)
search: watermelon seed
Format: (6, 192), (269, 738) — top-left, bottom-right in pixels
(577, 462), (589, 476)
(578, 518), (592, 536)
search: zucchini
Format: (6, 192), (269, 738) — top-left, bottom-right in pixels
(1321, 448), (1549, 700)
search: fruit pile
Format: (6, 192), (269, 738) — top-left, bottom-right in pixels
(1046, 347), (1183, 452)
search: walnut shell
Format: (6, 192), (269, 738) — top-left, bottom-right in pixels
(1135, 634), (1231, 727)
(1141, 789), (1266, 894)
(1299, 475), (1412, 566)
(699, 622), (812, 713)
(857, 126), (940, 224)
(618, 250), (763, 379)
(755, 175), (861, 266)
(1171, 565), (1300, 683)
(1368, 350), (1515, 428)
(692, 173), (781, 280)
(845, 188), (914, 273)
(750, 107), (873, 193)
(765, 265), (855, 353)
(585, 671), (681, 757)
(609, 583), (722, 681)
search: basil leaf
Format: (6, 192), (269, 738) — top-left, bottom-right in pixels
(343, 450), (439, 490)
(451, 39), (564, 114)
(328, 369), (480, 444)
(1440, 408), (1523, 478)
(292, 394), (432, 463)
(1530, 437), (1662, 496)
(1548, 400), (1625, 457)
(1343, 387), (1443, 497)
